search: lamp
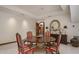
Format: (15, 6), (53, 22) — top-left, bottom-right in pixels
(63, 25), (67, 34)
(64, 26), (67, 29)
(46, 27), (48, 29)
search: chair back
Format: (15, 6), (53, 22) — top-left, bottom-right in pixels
(56, 34), (61, 49)
(16, 33), (23, 53)
(27, 31), (33, 41)
(44, 31), (51, 42)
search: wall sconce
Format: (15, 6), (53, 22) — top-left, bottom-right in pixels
(46, 27), (48, 29)
(63, 25), (67, 34)
(63, 25), (67, 29)
(72, 25), (75, 28)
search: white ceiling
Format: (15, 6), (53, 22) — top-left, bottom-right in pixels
(16, 5), (62, 16)
(0, 5), (70, 19)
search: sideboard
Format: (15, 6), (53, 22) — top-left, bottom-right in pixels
(51, 34), (68, 44)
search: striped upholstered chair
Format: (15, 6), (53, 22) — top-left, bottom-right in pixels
(16, 33), (36, 54)
(45, 34), (61, 54)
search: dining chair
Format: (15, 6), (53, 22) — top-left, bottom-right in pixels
(43, 31), (53, 49)
(26, 31), (35, 46)
(27, 31), (33, 41)
(16, 33), (36, 54)
(27, 31), (37, 46)
(45, 34), (61, 54)
(44, 31), (51, 42)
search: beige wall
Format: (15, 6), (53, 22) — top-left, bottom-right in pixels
(0, 12), (36, 44)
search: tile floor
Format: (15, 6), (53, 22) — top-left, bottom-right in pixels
(0, 43), (79, 54)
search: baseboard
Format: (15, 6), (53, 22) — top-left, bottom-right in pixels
(0, 39), (26, 46)
(0, 41), (16, 46)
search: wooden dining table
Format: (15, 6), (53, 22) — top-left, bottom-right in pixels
(23, 35), (56, 47)
(22, 36), (56, 54)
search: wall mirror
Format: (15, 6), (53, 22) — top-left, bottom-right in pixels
(50, 20), (60, 31)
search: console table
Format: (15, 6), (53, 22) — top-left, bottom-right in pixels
(51, 34), (67, 44)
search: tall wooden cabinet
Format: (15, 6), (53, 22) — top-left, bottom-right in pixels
(36, 22), (45, 36)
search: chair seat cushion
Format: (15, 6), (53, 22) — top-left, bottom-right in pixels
(46, 47), (56, 51)
(24, 47), (36, 54)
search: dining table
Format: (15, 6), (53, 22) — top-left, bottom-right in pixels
(23, 35), (56, 47)
(22, 36), (56, 53)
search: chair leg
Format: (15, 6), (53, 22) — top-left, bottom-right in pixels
(46, 50), (48, 54)
(46, 50), (54, 54)
(56, 50), (60, 54)
(51, 52), (54, 54)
